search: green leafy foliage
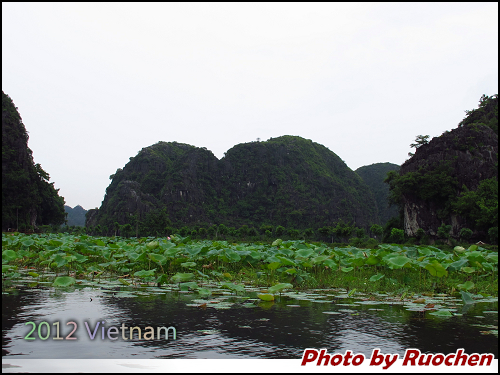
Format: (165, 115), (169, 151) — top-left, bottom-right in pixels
(2, 233), (497, 298)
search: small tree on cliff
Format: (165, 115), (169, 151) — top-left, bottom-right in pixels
(408, 135), (430, 157)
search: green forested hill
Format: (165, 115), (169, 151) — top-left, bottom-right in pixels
(88, 136), (379, 236)
(355, 162), (400, 225)
(2, 91), (66, 230)
(221, 136), (378, 228)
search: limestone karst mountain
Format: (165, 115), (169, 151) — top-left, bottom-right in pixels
(87, 136), (379, 235)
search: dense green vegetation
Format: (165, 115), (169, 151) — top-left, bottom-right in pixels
(89, 136), (379, 236)
(2, 233), (497, 298)
(386, 94), (498, 244)
(2, 92), (66, 231)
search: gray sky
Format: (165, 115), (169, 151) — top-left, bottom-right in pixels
(2, 2), (498, 210)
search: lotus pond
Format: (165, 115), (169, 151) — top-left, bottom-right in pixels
(2, 233), (498, 358)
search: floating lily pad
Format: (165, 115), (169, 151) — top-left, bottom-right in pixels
(429, 310), (453, 317)
(357, 300), (384, 305)
(111, 292), (137, 298)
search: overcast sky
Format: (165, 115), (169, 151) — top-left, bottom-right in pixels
(2, 3), (498, 210)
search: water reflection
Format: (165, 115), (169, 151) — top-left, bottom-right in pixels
(2, 287), (497, 359)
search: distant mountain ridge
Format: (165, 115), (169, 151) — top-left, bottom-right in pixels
(64, 205), (87, 227)
(87, 136), (380, 235)
(355, 162), (400, 226)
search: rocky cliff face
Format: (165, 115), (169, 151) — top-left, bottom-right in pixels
(89, 136), (379, 233)
(401, 124), (498, 238)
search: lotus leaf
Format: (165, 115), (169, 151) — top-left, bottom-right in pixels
(267, 262), (281, 270)
(53, 276), (76, 287)
(385, 255), (410, 269)
(21, 239), (34, 247)
(486, 253), (498, 263)
(221, 282), (245, 293)
(310, 255), (328, 264)
(197, 288), (212, 296)
(117, 278), (130, 286)
(164, 248), (181, 257)
(365, 255), (380, 265)
(295, 249), (314, 258)
(369, 273), (385, 282)
(272, 239), (283, 246)
(52, 254), (68, 268)
(323, 259), (337, 269)
(278, 249), (294, 257)
(224, 249), (241, 262)
(457, 281), (474, 291)
(275, 255), (296, 266)
(268, 283), (293, 294)
(134, 269), (156, 278)
(460, 291), (475, 304)
(2, 250), (17, 261)
(461, 266), (476, 273)
(467, 251), (486, 264)
(146, 241), (159, 250)
(424, 261), (448, 277)
(171, 272), (195, 283)
(447, 258), (468, 271)
(179, 281), (198, 291)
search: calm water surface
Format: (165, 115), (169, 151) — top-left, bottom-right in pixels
(2, 286), (498, 359)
